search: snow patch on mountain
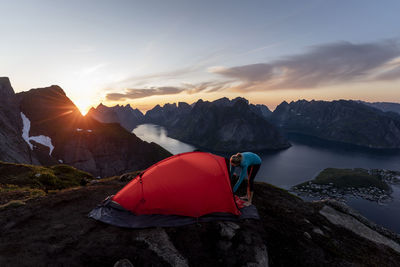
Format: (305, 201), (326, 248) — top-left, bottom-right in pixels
(21, 112), (55, 155)
(21, 112), (33, 150)
(29, 135), (54, 155)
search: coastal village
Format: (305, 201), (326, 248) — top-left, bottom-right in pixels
(292, 169), (400, 204)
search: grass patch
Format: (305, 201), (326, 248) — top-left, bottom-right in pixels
(96, 176), (120, 183)
(0, 184), (46, 197)
(297, 168), (389, 191)
(0, 161), (93, 191)
(0, 200), (26, 210)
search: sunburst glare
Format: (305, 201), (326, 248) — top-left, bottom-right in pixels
(73, 99), (93, 116)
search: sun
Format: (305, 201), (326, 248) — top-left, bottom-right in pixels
(74, 99), (92, 116)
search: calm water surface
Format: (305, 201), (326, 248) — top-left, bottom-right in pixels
(133, 124), (195, 154)
(133, 124), (400, 233)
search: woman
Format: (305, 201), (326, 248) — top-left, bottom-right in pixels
(230, 152), (262, 204)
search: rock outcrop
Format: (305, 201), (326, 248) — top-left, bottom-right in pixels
(145, 97), (289, 152)
(16, 85), (171, 177)
(319, 204), (400, 253)
(0, 77), (38, 164)
(270, 99), (400, 149)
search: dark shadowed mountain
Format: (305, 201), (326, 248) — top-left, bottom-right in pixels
(359, 101), (400, 115)
(252, 104), (272, 119)
(144, 102), (192, 126)
(15, 84), (170, 177)
(144, 97), (272, 126)
(270, 99), (400, 149)
(144, 97), (290, 152)
(0, 77), (39, 164)
(87, 103), (144, 132)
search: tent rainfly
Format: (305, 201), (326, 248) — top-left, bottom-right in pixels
(89, 152), (259, 228)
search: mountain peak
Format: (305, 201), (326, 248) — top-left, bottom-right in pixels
(0, 76), (11, 85)
(0, 77), (15, 97)
(232, 96), (249, 104)
(163, 103), (177, 108)
(96, 103), (109, 112)
(43, 85), (66, 96)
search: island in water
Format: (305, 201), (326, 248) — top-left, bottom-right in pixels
(292, 168), (400, 203)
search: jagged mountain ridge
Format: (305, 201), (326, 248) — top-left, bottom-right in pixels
(269, 99), (400, 149)
(11, 83), (171, 177)
(90, 97), (280, 152)
(359, 100), (400, 115)
(144, 97), (289, 152)
(87, 103), (144, 132)
(144, 101), (192, 126)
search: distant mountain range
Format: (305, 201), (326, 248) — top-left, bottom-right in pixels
(0, 77), (171, 177)
(270, 99), (400, 149)
(87, 103), (144, 132)
(143, 97), (289, 152)
(358, 101), (400, 115)
(89, 96), (400, 151)
(89, 97), (286, 152)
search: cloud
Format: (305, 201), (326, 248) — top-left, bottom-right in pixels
(115, 50), (228, 88)
(106, 80), (230, 101)
(211, 40), (400, 90)
(106, 39), (400, 101)
(375, 65), (400, 80)
(183, 81), (230, 94)
(209, 64), (274, 82)
(80, 63), (107, 76)
(373, 57), (400, 81)
(106, 86), (185, 101)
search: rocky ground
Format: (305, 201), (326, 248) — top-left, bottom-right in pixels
(1, 178), (400, 266)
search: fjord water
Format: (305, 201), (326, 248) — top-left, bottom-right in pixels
(133, 124), (400, 233)
(133, 124), (195, 155)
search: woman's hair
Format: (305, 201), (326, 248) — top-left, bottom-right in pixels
(230, 153), (242, 166)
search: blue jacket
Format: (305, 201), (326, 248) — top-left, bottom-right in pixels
(230, 152), (262, 192)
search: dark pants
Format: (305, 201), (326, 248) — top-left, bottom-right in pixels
(247, 164), (261, 191)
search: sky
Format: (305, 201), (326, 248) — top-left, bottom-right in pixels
(1, 0), (400, 114)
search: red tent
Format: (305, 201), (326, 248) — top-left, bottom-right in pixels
(112, 152), (240, 217)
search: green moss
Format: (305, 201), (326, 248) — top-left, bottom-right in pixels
(0, 185), (46, 198)
(0, 161), (93, 191)
(50, 164), (92, 188)
(0, 184), (20, 192)
(297, 168), (389, 191)
(47, 190), (60, 194)
(29, 189), (46, 198)
(95, 176), (119, 183)
(0, 200), (26, 210)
